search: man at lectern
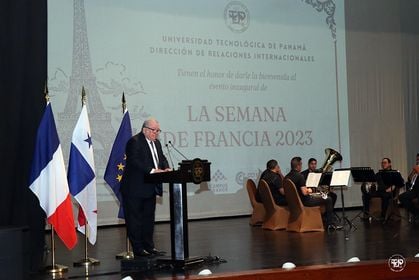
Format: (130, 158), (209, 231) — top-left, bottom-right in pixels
(361, 158), (394, 220)
(256, 159), (287, 206)
(121, 118), (170, 257)
(285, 157), (341, 230)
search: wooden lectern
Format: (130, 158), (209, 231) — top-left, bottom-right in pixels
(145, 158), (211, 267)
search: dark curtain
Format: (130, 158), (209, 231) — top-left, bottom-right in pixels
(0, 0), (47, 274)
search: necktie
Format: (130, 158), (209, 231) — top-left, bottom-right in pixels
(411, 174), (417, 191)
(150, 141), (162, 195)
(150, 141), (159, 168)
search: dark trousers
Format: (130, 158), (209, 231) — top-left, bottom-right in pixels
(329, 191), (337, 207)
(399, 190), (419, 216)
(362, 191), (392, 217)
(274, 196), (287, 206)
(122, 195), (156, 254)
(303, 195), (334, 225)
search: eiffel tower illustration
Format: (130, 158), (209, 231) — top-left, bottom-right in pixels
(59, 0), (115, 168)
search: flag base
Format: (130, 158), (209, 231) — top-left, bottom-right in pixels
(116, 251), (135, 260)
(73, 257), (100, 267)
(44, 264), (68, 273)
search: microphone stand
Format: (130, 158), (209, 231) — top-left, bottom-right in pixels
(168, 141), (189, 160)
(165, 143), (175, 169)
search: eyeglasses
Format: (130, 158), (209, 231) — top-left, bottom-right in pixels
(144, 126), (162, 133)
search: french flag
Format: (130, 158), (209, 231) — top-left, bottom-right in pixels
(29, 103), (77, 250)
(68, 104), (97, 245)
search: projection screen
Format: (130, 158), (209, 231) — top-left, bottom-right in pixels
(48, 0), (351, 225)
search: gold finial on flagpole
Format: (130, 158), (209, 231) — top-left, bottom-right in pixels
(122, 92), (126, 113)
(81, 86), (87, 106)
(44, 81), (50, 103)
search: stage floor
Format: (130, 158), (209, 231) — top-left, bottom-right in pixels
(37, 209), (419, 279)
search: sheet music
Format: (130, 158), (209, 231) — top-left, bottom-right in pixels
(330, 170), (352, 186)
(306, 173), (322, 188)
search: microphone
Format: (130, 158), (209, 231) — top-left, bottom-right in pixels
(165, 143), (175, 169)
(168, 141), (189, 160)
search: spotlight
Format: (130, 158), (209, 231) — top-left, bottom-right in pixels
(415, 253), (419, 258)
(198, 269), (212, 276)
(347, 257), (360, 262)
(282, 262), (296, 270)
(121, 277), (133, 280)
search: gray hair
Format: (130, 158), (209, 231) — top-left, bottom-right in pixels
(142, 117), (159, 128)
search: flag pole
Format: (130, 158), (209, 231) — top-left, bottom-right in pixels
(45, 226), (69, 274)
(122, 91), (126, 113)
(115, 92), (134, 260)
(44, 81), (49, 103)
(42, 85), (68, 274)
(72, 87), (100, 267)
(73, 222), (100, 267)
(116, 233), (134, 259)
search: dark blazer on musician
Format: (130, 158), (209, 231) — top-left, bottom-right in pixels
(120, 132), (169, 198)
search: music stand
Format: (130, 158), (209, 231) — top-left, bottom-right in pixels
(320, 172), (332, 186)
(377, 170), (405, 222)
(351, 167), (376, 183)
(316, 172), (342, 223)
(330, 169), (352, 240)
(306, 172), (322, 188)
(378, 170), (405, 189)
(349, 167), (376, 222)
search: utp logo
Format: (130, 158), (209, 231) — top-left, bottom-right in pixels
(224, 1), (250, 33)
(388, 254), (406, 272)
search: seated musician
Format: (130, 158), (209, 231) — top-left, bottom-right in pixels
(361, 158), (394, 220)
(302, 157), (338, 208)
(256, 159), (287, 206)
(301, 158), (317, 180)
(399, 156), (419, 223)
(285, 156), (341, 230)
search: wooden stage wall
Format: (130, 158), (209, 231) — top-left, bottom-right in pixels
(178, 259), (419, 280)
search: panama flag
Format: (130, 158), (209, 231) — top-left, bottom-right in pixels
(104, 109), (132, 219)
(68, 104), (97, 245)
(29, 103), (77, 249)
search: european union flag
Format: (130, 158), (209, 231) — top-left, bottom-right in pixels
(104, 110), (132, 219)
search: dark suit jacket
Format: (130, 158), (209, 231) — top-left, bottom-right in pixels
(301, 169), (309, 180)
(120, 132), (169, 198)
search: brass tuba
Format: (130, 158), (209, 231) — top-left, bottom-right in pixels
(320, 148), (343, 172)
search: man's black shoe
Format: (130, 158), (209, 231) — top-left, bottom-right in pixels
(135, 250), (152, 257)
(147, 248), (166, 256)
(334, 224), (344, 230)
(360, 213), (369, 221)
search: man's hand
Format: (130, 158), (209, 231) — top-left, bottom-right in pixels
(386, 186), (395, 193)
(155, 168), (172, 173)
(301, 186), (312, 195)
